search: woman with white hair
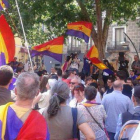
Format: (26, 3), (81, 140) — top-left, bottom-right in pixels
(42, 81), (95, 140)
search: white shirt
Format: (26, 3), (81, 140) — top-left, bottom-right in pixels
(95, 91), (102, 103)
(38, 90), (51, 108)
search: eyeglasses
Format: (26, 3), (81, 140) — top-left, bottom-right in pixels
(70, 82), (76, 85)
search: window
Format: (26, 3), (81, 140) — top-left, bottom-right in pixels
(115, 28), (125, 45)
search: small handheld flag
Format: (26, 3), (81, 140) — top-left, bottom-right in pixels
(66, 21), (92, 43)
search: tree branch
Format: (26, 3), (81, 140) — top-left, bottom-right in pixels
(95, 0), (102, 39)
(76, 0), (97, 44)
(102, 9), (112, 46)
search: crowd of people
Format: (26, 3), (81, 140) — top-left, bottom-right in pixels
(1, 53), (140, 140)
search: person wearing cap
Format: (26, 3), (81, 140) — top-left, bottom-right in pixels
(115, 85), (140, 140)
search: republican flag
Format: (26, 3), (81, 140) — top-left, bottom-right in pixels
(66, 21), (92, 43)
(90, 57), (113, 74)
(86, 45), (99, 59)
(0, 15), (15, 66)
(90, 57), (108, 70)
(0, 102), (49, 140)
(31, 36), (64, 62)
(0, 0), (9, 10)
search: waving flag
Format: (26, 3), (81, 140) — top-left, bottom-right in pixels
(0, 15), (15, 66)
(0, 0), (9, 10)
(0, 103), (49, 140)
(90, 57), (107, 70)
(86, 45), (99, 59)
(66, 21), (92, 43)
(31, 36), (64, 62)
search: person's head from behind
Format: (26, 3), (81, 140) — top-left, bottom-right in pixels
(79, 72), (85, 81)
(72, 83), (85, 102)
(0, 65), (13, 88)
(107, 77), (114, 88)
(70, 76), (81, 90)
(113, 80), (123, 91)
(46, 78), (57, 90)
(15, 72), (40, 102)
(90, 82), (98, 89)
(16, 67), (24, 76)
(134, 55), (139, 61)
(14, 57), (17, 61)
(50, 74), (58, 80)
(126, 78), (133, 87)
(133, 79), (139, 86)
(66, 56), (71, 62)
(68, 70), (75, 78)
(62, 72), (69, 79)
(37, 71), (43, 81)
(47, 81), (70, 118)
(85, 86), (97, 101)
(85, 77), (93, 86)
(116, 70), (126, 81)
(132, 86), (140, 106)
(40, 75), (49, 93)
(57, 68), (62, 77)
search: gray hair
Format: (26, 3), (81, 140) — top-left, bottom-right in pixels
(15, 72), (39, 100)
(47, 81), (70, 118)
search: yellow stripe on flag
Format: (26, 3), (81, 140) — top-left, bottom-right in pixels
(68, 25), (91, 37)
(0, 32), (9, 63)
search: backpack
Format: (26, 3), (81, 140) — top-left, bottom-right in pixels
(119, 112), (140, 140)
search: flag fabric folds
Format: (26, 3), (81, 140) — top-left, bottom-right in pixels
(0, 15), (15, 66)
(86, 46), (113, 74)
(66, 21), (92, 43)
(0, 102), (49, 140)
(90, 57), (108, 70)
(0, 0), (9, 10)
(86, 45), (99, 59)
(31, 36), (64, 62)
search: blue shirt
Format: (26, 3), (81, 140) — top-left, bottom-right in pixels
(102, 90), (133, 133)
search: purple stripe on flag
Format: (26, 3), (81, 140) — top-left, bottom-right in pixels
(0, 52), (6, 66)
(104, 69), (114, 75)
(31, 50), (62, 62)
(0, 5), (3, 10)
(3, 0), (9, 8)
(4, 107), (23, 140)
(66, 29), (89, 43)
(0, 120), (2, 138)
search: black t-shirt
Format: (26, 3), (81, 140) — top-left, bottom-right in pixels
(119, 60), (129, 70)
(122, 84), (132, 99)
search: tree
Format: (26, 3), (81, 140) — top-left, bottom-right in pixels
(5, 0), (140, 59)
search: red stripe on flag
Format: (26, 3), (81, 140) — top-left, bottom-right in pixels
(33, 36), (64, 51)
(0, 15), (15, 63)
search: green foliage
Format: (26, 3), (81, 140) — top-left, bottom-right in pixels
(2, 0), (139, 46)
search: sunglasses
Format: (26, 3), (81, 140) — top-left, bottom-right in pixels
(70, 82), (76, 85)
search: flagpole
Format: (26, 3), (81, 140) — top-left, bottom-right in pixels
(14, 0), (34, 71)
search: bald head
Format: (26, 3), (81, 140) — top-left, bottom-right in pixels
(113, 80), (123, 91)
